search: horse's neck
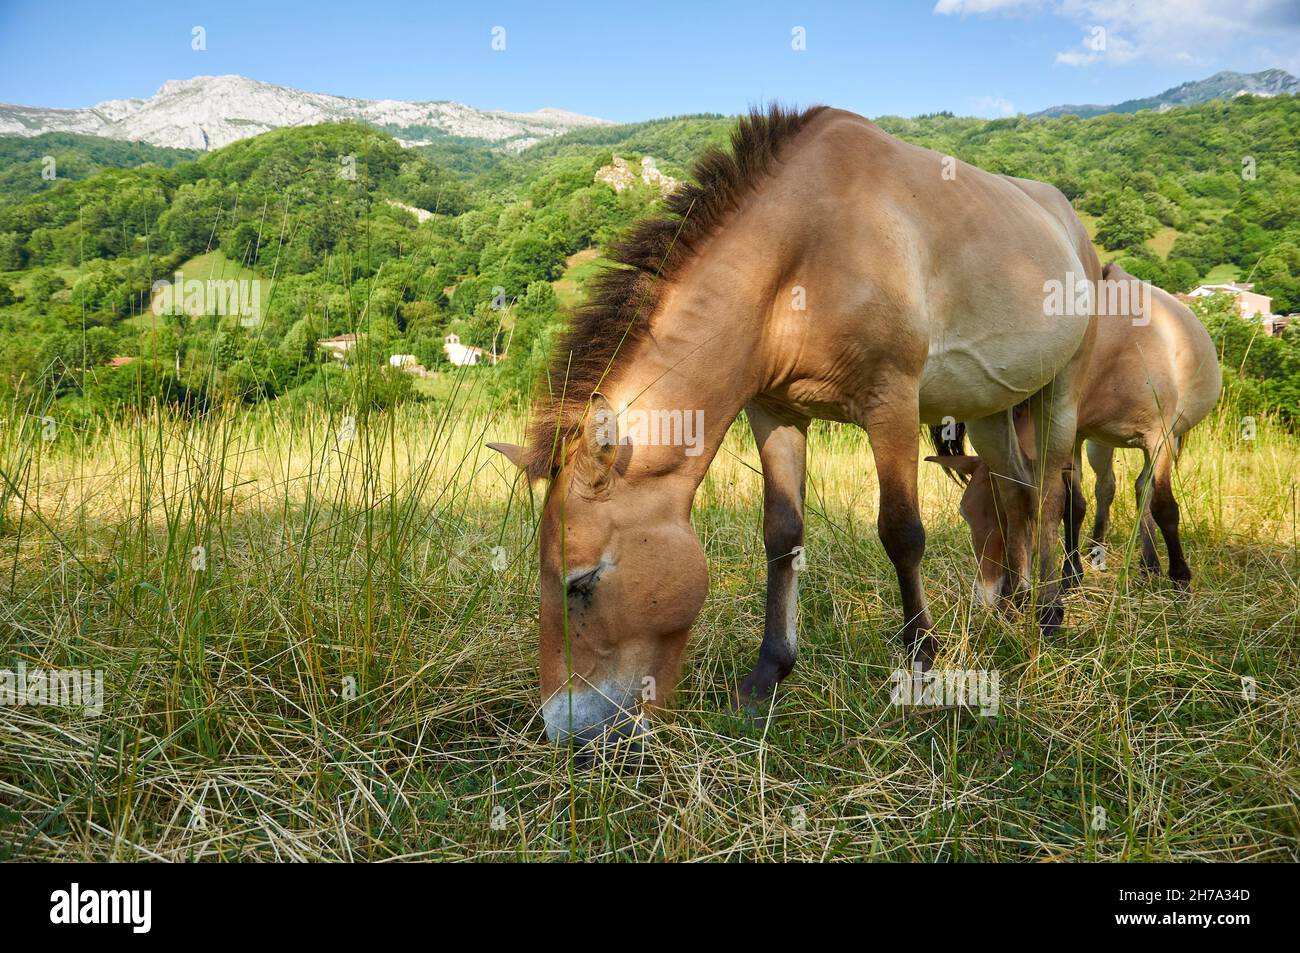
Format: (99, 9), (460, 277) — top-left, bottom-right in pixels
(599, 264), (770, 492)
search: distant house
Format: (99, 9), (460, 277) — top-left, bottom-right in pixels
(443, 333), (495, 367)
(106, 356), (136, 368)
(388, 353), (431, 378)
(318, 333), (359, 362)
(1184, 283), (1286, 336)
(1186, 282), (1271, 318)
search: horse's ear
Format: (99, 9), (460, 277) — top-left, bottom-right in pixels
(924, 454), (982, 478)
(579, 392), (618, 487)
(486, 442), (529, 470)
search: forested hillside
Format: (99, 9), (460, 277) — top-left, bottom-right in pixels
(0, 132), (198, 206)
(0, 95), (1297, 425)
(876, 98), (1300, 306)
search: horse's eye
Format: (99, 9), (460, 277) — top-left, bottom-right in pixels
(566, 566), (602, 600)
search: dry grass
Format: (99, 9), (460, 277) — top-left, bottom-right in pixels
(0, 388), (1296, 861)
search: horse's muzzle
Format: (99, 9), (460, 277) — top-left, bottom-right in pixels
(541, 687), (647, 754)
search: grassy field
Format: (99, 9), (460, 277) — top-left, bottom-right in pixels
(552, 249), (615, 310)
(129, 250), (272, 331)
(0, 262), (87, 297)
(0, 380), (1296, 861)
(1073, 214), (1180, 264)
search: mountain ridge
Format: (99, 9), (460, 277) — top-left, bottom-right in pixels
(0, 74), (612, 152)
(1032, 68), (1299, 119)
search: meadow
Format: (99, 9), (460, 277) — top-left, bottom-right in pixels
(0, 372), (1296, 861)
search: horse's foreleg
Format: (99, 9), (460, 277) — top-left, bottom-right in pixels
(1028, 381), (1080, 636)
(861, 397), (936, 670)
(1134, 452), (1162, 575)
(1149, 436), (1191, 588)
(736, 401), (808, 707)
(1086, 440), (1116, 569)
(1061, 440), (1086, 590)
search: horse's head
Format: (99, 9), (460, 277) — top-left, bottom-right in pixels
(926, 453), (1015, 607)
(490, 395), (709, 753)
(927, 404), (1042, 607)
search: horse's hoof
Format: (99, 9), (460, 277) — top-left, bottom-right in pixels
(909, 633), (938, 672)
(733, 693), (778, 728)
(1138, 559), (1162, 578)
(1006, 584), (1032, 610)
(1061, 559), (1084, 591)
(1037, 603), (1064, 636)
(735, 666), (783, 721)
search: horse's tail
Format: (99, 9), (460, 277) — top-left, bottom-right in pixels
(928, 421), (970, 484)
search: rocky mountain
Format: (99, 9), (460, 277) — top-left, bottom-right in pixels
(1032, 68), (1299, 119)
(0, 74), (612, 152)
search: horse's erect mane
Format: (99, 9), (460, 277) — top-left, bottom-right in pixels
(524, 102), (828, 480)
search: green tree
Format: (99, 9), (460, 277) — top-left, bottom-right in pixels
(0, 232), (25, 270)
(1096, 191), (1157, 251)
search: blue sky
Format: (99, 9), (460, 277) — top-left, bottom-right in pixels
(1, 0), (1297, 121)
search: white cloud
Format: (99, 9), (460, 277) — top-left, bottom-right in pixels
(1260, 44), (1300, 76)
(938, 0), (1300, 67)
(971, 95), (1019, 117)
(1054, 26), (1137, 67)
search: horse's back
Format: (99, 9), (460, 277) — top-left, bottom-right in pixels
(1155, 284), (1222, 436)
(797, 114), (1097, 420)
(1083, 264), (1221, 448)
(747, 109), (1097, 423)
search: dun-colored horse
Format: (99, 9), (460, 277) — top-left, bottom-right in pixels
(928, 261), (1221, 597)
(490, 105), (1099, 749)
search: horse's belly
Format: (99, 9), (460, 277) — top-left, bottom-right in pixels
(917, 312), (1090, 424)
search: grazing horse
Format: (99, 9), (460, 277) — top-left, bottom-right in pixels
(489, 105), (1098, 749)
(927, 261), (1221, 597)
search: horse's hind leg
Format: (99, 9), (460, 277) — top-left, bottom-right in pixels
(1134, 451), (1162, 576)
(859, 390), (936, 670)
(1061, 439), (1087, 590)
(736, 401), (809, 707)
(1086, 440), (1116, 569)
(1149, 436), (1191, 588)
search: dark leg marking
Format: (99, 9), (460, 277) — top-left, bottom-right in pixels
(736, 402), (808, 708)
(1134, 453), (1162, 576)
(863, 397), (936, 670)
(1061, 443), (1087, 590)
(1150, 439), (1191, 589)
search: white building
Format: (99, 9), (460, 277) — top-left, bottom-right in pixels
(443, 333), (493, 367)
(318, 333), (359, 362)
(388, 353), (431, 378)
